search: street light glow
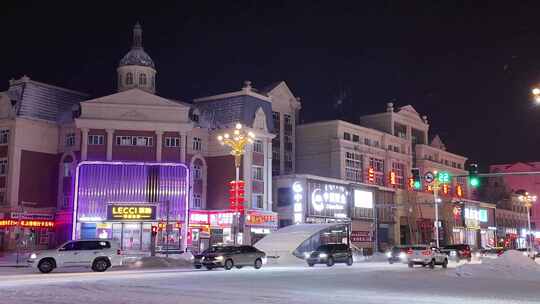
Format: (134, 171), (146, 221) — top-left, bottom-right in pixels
(535, 96), (540, 104)
(533, 88), (540, 95)
(235, 123), (242, 129)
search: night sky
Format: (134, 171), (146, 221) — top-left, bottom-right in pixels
(2, 1), (540, 169)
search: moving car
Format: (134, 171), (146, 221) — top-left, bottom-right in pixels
(440, 244), (472, 262)
(305, 243), (354, 267)
(27, 239), (123, 273)
(406, 245), (448, 269)
(194, 245), (266, 270)
(386, 245), (408, 264)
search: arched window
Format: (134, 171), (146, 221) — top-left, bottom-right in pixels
(126, 72), (133, 85)
(139, 73), (147, 85)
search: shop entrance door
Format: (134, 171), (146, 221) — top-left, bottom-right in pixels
(122, 223), (141, 251)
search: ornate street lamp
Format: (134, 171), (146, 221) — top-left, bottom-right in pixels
(217, 123), (255, 245)
(518, 192), (537, 258)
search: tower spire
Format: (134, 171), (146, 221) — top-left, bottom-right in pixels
(133, 22), (143, 49)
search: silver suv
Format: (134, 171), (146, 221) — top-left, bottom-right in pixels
(27, 240), (123, 273)
(406, 245), (448, 269)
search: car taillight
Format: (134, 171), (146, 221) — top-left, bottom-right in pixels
(117, 249), (123, 255)
(422, 250), (432, 256)
(407, 249), (413, 255)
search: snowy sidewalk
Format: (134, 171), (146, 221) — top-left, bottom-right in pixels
(0, 252), (31, 267)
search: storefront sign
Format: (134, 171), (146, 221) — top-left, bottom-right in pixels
(209, 212), (234, 227)
(309, 181), (349, 218)
(354, 190), (373, 209)
(464, 206), (480, 229)
(189, 211), (209, 225)
(351, 231), (371, 242)
(0, 219), (54, 228)
(478, 209), (488, 223)
(246, 211), (277, 227)
(10, 213), (54, 220)
(293, 182), (303, 224)
(106, 204), (157, 221)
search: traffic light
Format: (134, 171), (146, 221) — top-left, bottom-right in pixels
(437, 171), (451, 184)
(389, 171), (396, 186)
(468, 163), (480, 188)
(411, 168), (421, 190)
(151, 225), (158, 235)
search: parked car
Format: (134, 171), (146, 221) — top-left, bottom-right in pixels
(386, 245), (408, 264)
(305, 243), (354, 267)
(27, 239), (123, 273)
(194, 245), (266, 270)
(440, 244), (472, 262)
(406, 245), (448, 269)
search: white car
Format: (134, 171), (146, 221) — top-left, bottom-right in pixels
(406, 245), (448, 269)
(28, 239), (123, 273)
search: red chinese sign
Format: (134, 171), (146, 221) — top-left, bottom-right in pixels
(351, 231), (371, 242)
(0, 219), (54, 228)
(246, 211), (277, 227)
(229, 180), (245, 213)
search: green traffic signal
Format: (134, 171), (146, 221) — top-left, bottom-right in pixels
(470, 177), (480, 188)
(413, 180), (421, 189)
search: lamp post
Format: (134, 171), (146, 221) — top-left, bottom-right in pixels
(518, 192), (537, 258)
(217, 123), (255, 245)
(531, 88), (540, 104)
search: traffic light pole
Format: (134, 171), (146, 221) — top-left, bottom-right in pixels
(234, 155), (241, 246)
(433, 180), (440, 248)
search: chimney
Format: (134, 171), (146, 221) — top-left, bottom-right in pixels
(243, 80), (252, 91)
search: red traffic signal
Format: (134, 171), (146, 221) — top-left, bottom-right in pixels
(151, 225), (158, 235)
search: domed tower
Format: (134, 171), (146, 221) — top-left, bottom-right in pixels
(117, 22), (156, 93)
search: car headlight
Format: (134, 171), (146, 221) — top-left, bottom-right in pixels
(304, 252), (311, 259)
(450, 251), (457, 256)
(386, 252), (392, 258)
(215, 256), (224, 261)
(29, 253), (37, 259)
(523, 251), (528, 256)
(319, 253), (327, 258)
(399, 252), (406, 259)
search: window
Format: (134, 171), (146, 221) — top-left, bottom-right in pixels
(115, 136), (153, 146)
(192, 137), (202, 151)
(252, 166), (263, 181)
(139, 73), (147, 85)
(364, 138), (371, 146)
(284, 114), (293, 135)
(284, 135), (293, 152)
(165, 137), (180, 148)
(193, 194), (202, 208)
(272, 111), (280, 134)
(369, 157), (385, 186)
(0, 159), (8, 176)
(388, 144), (393, 151)
(126, 72), (133, 85)
(65, 133), (75, 147)
(393, 146), (399, 153)
(277, 188), (293, 206)
(345, 152), (362, 182)
(193, 165), (202, 180)
(272, 150), (280, 161)
(452, 161), (457, 168)
(458, 163), (462, 169)
(373, 140), (380, 148)
(392, 162), (405, 188)
(88, 135), (104, 145)
(0, 129), (9, 144)
(252, 193), (264, 209)
(352, 134), (360, 142)
(192, 113), (199, 123)
(63, 163), (71, 177)
(343, 132), (351, 141)
(253, 140), (263, 153)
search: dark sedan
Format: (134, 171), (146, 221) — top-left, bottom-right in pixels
(194, 245), (266, 270)
(305, 243), (354, 267)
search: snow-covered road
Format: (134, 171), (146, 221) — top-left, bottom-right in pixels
(0, 262), (538, 304)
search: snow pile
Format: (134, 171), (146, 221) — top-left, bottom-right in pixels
(455, 250), (540, 281)
(125, 255), (193, 269)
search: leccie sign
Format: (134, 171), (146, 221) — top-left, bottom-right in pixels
(107, 204), (157, 221)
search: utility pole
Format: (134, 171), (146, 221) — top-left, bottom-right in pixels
(165, 200), (170, 258)
(433, 179), (440, 248)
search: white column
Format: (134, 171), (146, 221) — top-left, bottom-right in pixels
(279, 113), (285, 174)
(263, 137), (268, 210)
(266, 138), (273, 211)
(180, 132), (187, 163)
(81, 128), (89, 161)
(106, 129), (114, 161)
(155, 130), (163, 162)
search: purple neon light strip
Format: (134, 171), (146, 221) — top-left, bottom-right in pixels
(72, 161), (190, 240)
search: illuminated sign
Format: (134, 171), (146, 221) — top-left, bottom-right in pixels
(354, 190), (373, 209)
(189, 211), (209, 225)
(309, 182), (348, 218)
(0, 219), (54, 228)
(106, 204), (157, 221)
(464, 206), (480, 228)
(246, 211), (277, 227)
(209, 212), (234, 227)
(293, 182), (303, 224)
(368, 167), (375, 183)
(478, 209), (488, 223)
(389, 171), (396, 186)
(456, 184), (463, 197)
